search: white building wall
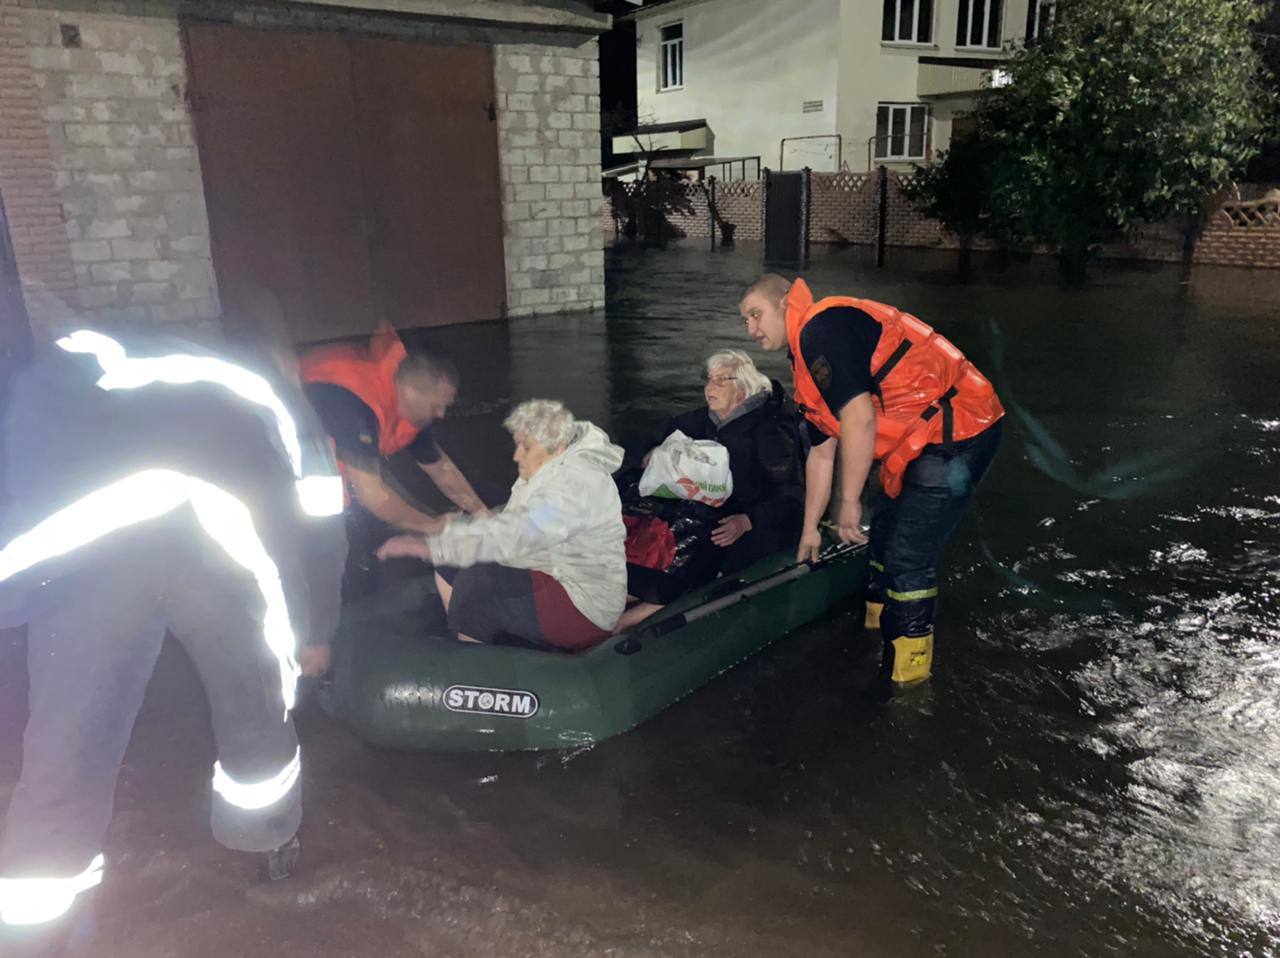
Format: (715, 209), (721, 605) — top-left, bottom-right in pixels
(837, 0), (1033, 170)
(631, 0), (1035, 176)
(836, 0), (927, 172)
(634, 0), (841, 172)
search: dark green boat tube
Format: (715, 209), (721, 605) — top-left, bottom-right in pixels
(325, 539), (868, 752)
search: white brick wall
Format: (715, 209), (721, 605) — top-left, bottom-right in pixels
(23, 7), (220, 326)
(494, 41), (605, 317)
(20, 3), (605, 329)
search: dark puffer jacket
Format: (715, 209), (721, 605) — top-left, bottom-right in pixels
(663, 380), (804, 556)
(625, 381), (804, 604)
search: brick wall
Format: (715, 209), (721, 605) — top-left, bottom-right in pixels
(602, 177), (761, 244)
(494, 40), (605, 317)
(0, 0), (78, 335)
(1096, 222), (1185, 264)
(827, 171), (1280, 267)
(606, 169), (1280, 271)
(3, 0), (610, 332)
(1192, 209), (1280, 269)
(809, 171), (876, 245)
(20, 4), (220, 328)
(662, 180), (709, 238)
(713, 179), (763, 243)
(884, 173), (950, 249)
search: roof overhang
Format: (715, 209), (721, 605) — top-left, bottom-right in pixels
(611, 118), (709, 155)
(273, 0), (611, 35)
(617, 0), (705, 21)
(604, 154), (759, 179)
(649, 154), (755, 170)
(917, 55), (1009, 99)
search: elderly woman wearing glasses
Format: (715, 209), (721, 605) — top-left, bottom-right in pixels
(622, 350), (805, 627)
(378, 400), (626, 651)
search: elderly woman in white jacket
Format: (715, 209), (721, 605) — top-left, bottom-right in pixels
(377, 400), (626, 651)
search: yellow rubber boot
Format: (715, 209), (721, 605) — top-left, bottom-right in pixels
(889, 634), (933, 685)
(864, 601), (884, 631)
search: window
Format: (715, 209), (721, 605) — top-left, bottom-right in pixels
(951, 114), (977, 142)
(874, 104), (930, 160)
(1025, 0), (1055, 43)
(882, 0), (934, 44)
(955, 0), (1003, 48)
(659, 22), (683, 90)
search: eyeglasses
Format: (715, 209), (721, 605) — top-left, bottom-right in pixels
(706, 375), (738, 386)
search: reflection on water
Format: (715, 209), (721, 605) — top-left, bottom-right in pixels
(4, 241), (1279, 956)
(418, 243), (1280, 956)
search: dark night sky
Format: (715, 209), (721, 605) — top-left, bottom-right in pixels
(598, 16), (637, 167)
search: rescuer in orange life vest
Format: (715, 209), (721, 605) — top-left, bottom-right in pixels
(300, 324), (488, 598)
(740, 274), (1004, 687)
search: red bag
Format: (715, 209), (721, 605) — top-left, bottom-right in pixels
(623, 515), (676, 571)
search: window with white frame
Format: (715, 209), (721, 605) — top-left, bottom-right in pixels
(1024, 0), (1055, 42)
(955, 0), (1003, 48)
(659, 22), (683, 90)
(881, 0), (934, 44)
(874, 104), (930, 160)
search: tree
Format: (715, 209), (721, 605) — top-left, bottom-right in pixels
(603, 108), (697, 242)
(905, 0), (1276, 283)
(1245, 0), (1280, 181)
(900, 126), (1011, 279)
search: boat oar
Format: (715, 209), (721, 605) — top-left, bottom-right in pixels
(613, 539), (868, 655)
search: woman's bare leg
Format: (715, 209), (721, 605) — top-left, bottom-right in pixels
(434, 570), (454, 611)
(614, 602), (662, 633)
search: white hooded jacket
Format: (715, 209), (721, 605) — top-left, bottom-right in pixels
(427, 422), (626, 631)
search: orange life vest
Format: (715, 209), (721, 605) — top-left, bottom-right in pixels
(299, 322), (420, 458)
(786, 278), (1004, 498)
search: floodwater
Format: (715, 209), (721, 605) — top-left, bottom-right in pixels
(3, 241), (1280, 957)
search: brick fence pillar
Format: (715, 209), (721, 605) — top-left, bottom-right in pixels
(0, 0), (78, 336)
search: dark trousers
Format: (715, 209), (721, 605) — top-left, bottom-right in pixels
(341, 473), (508, 602)
(720, 523), (790, 575)
(341, 503), (394, 602)
(868, 420), (1003, 640)
(626, 522), (789, 605)
(0, 524), (300, 906)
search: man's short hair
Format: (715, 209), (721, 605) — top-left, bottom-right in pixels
(742, 273), (792, 303)
(395, 351), (459, 391)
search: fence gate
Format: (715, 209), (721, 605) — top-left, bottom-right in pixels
(763, 170), (808, 262)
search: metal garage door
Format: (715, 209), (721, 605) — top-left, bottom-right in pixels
(184, 23), (507, 343)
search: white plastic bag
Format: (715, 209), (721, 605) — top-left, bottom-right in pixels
(638, 430), (733, 507)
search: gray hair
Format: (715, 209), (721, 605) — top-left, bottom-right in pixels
(503, 399), (577, 451)
(706, 348), (771, 399)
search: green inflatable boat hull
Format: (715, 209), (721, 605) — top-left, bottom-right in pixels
(324, 539), (868, 752)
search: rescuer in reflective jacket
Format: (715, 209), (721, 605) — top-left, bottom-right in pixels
(0, 324), (346, 955)
(740, 274), (1003, 689)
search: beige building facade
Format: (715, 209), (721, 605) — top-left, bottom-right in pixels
(624, 0), (1042, 174)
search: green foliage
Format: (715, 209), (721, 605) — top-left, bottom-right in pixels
(905, 0), (1276, 271)
(902, 127), (1007, 242)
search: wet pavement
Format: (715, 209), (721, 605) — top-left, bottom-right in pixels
(3, 241), (1280, 957)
